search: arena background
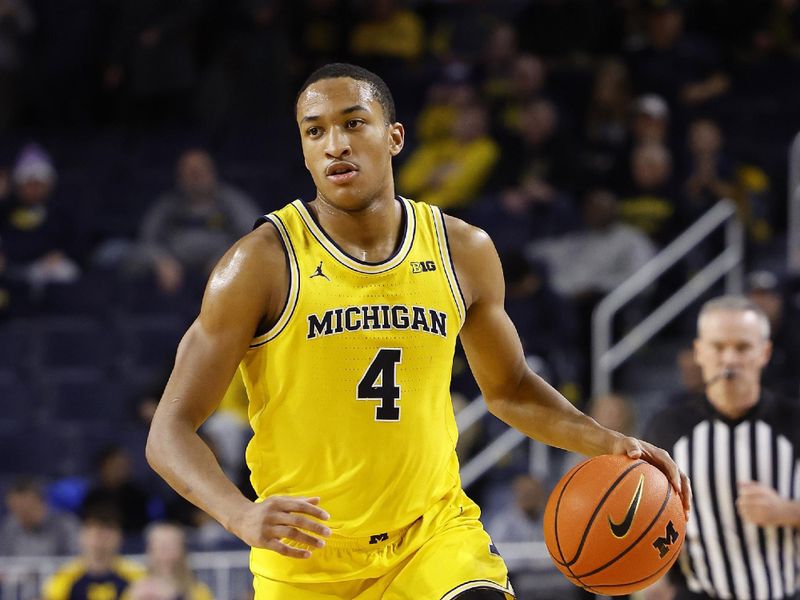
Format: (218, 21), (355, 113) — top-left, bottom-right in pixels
(1, 0), (799, 598)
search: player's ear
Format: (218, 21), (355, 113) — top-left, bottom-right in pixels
(388, 123), (405, 156)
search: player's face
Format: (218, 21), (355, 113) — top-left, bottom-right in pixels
(296, 77), (404, 211)
(694, 309), (771, 407)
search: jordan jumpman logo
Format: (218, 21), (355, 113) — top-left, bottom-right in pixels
(310, 261), (330, 280)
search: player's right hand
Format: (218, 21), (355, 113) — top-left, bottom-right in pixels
(230, 496), (331, 558)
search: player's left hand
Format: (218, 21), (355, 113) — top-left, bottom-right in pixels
(736, 481), (794, 526)
(614, 436), (692, 518)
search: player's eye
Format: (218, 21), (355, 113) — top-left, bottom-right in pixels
(346, 119), (364, 129)
(307, 126), (321, 137)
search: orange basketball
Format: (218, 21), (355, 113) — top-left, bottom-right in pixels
(543, 454), (686, 596)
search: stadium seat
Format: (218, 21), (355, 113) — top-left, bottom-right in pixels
(0, 319), (35, 373)
(44, 367), (128, 423)
(35, 316), (119, 370)
(117, 314), (186, 370)
(0, 374), (42, 425)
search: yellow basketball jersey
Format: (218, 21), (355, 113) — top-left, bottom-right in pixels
(240, 197), (468, 574)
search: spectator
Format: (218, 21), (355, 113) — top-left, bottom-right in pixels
(477, 21), (519, 111)
(632, 94), (671, 146)
(528, 189), (655, 396)
(413, 78), (479, 144)
(349, 0), (423, 64)
(81, 446), (150, 535)
(468, 171), (580, 257)
(683, 117), (735, 220)
(126, 522), (213, 600)
(398, 102), (500, 211)
(0, 0), (34, 130)
(672, 346), (706, 401)
(41, 503), (144, 600)
(527, 188), (655, 304)
(586, 392), (637, 436)
(126, 149), (260, 295)
(581, 59), (633, 188)
(745, 269), (800, 397)
(495, 53), (548, 139)
(486, 474), (546, 577)
(0, 476), (79, 556)
(491, 97), (576, 195)
(0, 143), (81, 292)
(103, 0), (201, 126)
(626, 0), (730, 116)
(618, 142), (681, 246)
(289, 0), (351, 75)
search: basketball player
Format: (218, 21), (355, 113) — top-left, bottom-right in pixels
(645, 296), (800, 599)
(146, 63), (691, 599)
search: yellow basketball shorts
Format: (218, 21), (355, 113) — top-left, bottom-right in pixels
(251, 486), (515, 599)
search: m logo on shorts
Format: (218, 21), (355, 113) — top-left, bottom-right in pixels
(369, 532), (389, 544)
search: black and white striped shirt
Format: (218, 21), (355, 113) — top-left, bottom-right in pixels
(646, 393), (800, 600)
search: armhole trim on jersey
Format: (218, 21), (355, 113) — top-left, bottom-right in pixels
(249, 214), (299, 347)
(430, 206), (467, 324)
(440, 579), (515, 600)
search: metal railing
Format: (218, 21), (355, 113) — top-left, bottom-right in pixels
(592, 199), (744, 397)
(789, 131), (800, 273)
(457, 200), (744, 488)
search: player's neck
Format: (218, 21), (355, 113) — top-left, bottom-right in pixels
(310, 192), (403, 263)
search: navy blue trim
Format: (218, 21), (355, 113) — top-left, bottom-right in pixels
(441, 581), (514, 599)
(429, 205), (463, 321)
(438, 209), (467, 311)
(297, 197), (412, 268)
(250, 214), (299, 346)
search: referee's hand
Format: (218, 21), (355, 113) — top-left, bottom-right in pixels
(736, 481), (796, 526)
(616, 435), (693, 518)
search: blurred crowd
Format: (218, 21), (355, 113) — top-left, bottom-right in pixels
(2, 0), (800, 593)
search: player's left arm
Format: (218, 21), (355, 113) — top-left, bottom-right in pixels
(736, 481), (800, 527)
(447, 215), (691, 512)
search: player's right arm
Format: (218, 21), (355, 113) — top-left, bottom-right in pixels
(145, 224), (331, 558)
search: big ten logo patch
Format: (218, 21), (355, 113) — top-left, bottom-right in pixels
(411, 261), (436, 273)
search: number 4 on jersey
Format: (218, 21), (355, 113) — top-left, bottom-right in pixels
(357, 348), (402, 421)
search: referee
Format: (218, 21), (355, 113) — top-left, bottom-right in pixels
(645, 296), (800, 600)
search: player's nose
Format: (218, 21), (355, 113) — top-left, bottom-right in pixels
(324, 128), (351, 159)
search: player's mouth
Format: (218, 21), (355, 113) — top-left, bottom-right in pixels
(325, 161), (359, 184)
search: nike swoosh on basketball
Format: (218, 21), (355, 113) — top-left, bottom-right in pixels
(607, 474), (645, 538)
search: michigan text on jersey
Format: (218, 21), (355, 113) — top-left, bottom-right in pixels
(307, 304), (447, 340)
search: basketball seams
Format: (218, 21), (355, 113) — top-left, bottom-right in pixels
(552, 458), (597, 570)
(575, 483), (674, 579)
(559, 459), (645, 567)
(577, 546), (682, 592)
(547, 455), (686, 596)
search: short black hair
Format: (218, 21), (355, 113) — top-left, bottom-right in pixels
(81, 500), (123, 529)
(9, 476), (44, 497)
(296, 63), (396, 124)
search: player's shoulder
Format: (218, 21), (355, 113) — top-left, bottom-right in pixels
(213, 217), (286, 276)
(441, 213), (495, 254)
